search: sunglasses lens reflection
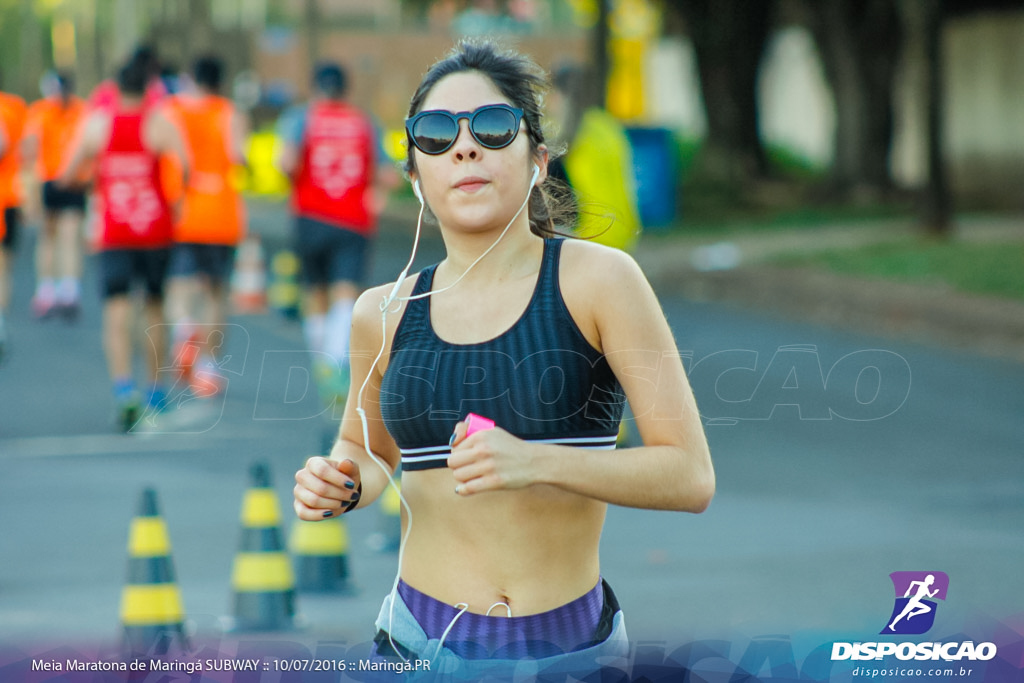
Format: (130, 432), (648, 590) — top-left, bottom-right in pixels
(412, 114), (459, 154)
(410, 106), (520, 154)
(472, 107), (518, 148)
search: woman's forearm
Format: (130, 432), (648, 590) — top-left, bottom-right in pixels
(532, 442), (715, 513)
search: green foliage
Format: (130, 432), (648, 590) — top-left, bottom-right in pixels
(663, 130), (915, 236)
(764, 143), (825, 181)
(774, 239), (1024, 302)
(672, 133), (702, 177)
(0, 2), (21, 91)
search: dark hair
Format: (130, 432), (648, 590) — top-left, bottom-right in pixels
(55, 71), (76, 97)
(404, 39), (573, 238)
(117, 58), (149, 96)
(313, 62), (347, 99)
(129, 45), (161, 78)
(193, 55), (224, 92)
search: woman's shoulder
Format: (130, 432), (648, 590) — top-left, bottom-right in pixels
(352, 273), (424, 339)
(555, 238), (654, 344)
(354, 277), (416, 321)
(353, 281), (394, 317)
(557, 236), (647, 290)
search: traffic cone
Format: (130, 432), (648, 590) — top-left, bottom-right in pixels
(227, 462), (298, 631)
(119, 487), (189, 657)
(289, 515), (354, 594)
(268, 250), (302, 319)
(230, 235), (268, 314)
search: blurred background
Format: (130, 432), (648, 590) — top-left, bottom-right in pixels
(5, 0), (1024, 317)
(3, 0), (1024, 226)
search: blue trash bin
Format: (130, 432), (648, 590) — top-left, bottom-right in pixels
(625, 127), (678, 230)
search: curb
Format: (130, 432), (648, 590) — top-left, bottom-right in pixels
(633, 215), (1024, 365)
(639, 260), (1024, 365)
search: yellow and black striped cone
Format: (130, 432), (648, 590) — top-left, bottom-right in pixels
(289, 515), (354, 594)
(268, 250), (301, 320)
(228, 462), (298, 631)
(120, 487), (188, 656)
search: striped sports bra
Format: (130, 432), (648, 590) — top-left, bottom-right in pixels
(380, 238), (625, 472)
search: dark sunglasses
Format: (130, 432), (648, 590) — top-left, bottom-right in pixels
(405, 104), (525, 155)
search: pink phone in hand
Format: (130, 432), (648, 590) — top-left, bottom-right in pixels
(465, 413), (495, 436)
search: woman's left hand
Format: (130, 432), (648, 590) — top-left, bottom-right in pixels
(447, 422), (535, 495)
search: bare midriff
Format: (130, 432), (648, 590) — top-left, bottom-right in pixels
(397, 467), (606, 616)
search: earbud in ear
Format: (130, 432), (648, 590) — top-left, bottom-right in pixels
(530, 164), (540, 187)
(413, 179), (423, 203)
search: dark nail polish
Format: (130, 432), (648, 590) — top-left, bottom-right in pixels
(449, 433), (457, 447)
(322, 510), (334, 518)
(350, 491), (361, 502)
(344, 480), (356, 490)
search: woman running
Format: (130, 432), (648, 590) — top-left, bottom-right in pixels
(293, 39), (714, 679)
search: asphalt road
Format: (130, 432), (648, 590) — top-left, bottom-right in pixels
(1, 202), (1022, 678)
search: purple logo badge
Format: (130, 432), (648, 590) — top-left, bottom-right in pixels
(881, 571), (949, 635)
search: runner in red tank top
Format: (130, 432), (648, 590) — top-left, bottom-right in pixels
(277, 61), (399, 424)
(60, 58), (191, 432)
(291, 99), (376, 233)
(93, 111), (174, 249)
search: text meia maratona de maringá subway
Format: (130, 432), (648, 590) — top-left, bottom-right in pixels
(31, 659), (259, 674)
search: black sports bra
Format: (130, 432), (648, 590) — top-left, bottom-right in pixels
(380, 238), (625, 471)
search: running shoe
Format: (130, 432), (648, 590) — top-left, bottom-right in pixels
(117, 396), (142, 433)
(55, 299), (81, 323)
(31, 294), (57, 320)
(146, 385), (170, 412)
(190, 366), (226, 398)
(189, 353), (228, 398)
(170, 333), (202, 384)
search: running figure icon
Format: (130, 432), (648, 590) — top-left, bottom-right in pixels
(888, 574), (939, 632)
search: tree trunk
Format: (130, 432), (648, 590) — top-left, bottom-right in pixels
(73, 1), (102, 93)
(586, 0), (611, 111)
(305, 0), (321, 71)
(919, 0), (952, 236)
(803, 0), (902, 198)
(186, 0), (215, 65)
(112, 0), (141, 66)
(19, 1), (46, 96)
(668, 0), (776, 184)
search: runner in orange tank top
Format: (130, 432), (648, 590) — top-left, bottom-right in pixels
(163, 54), (249, 397)
(0, 85), (27, 362)
(0, 87), (27, 229)
(22, 72), (89, 320)
(0, 108), (11, 360)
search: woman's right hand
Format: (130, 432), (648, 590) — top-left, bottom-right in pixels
(293, 456), (362, 519)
